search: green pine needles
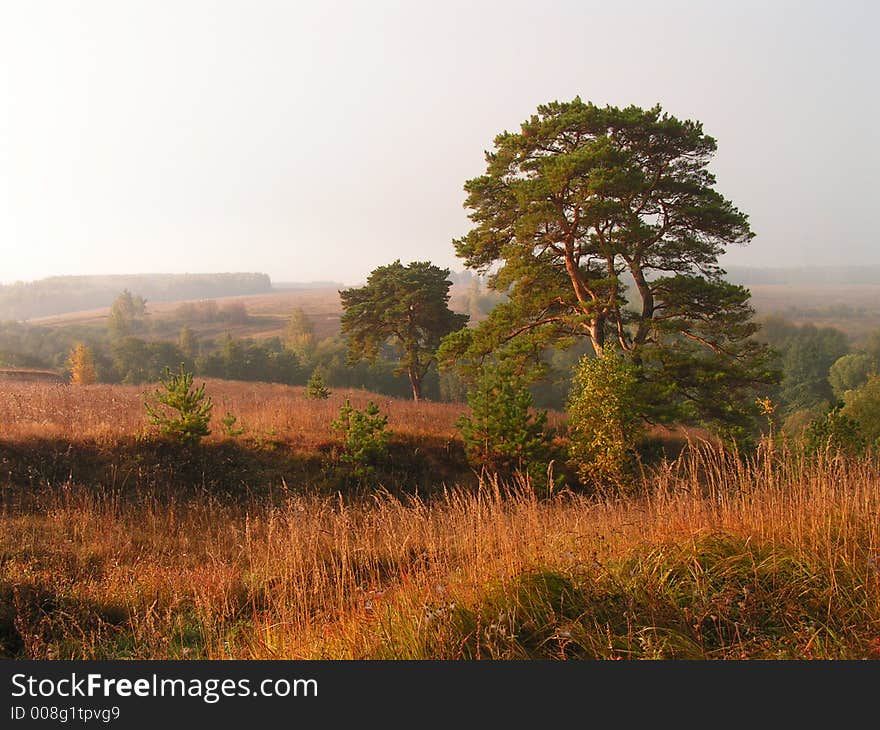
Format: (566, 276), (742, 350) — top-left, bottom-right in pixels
(306, 368), (331, 399)
(219, 411), (245, 438)
(145, 364), (213, 445)
(457, 363), (556, 482)
(803, 405), (865, 457)
(331, 399), (390, 474)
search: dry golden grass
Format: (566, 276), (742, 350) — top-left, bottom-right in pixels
(1, 442), (878, 660)
(1, 380), (878, 660)
(28, 287), (345, 344)
(0, 380), (469, 449)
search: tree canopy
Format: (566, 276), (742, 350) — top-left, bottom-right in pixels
(67, 343), (97, 385)
(340, 260), (468, 401)
(109, 289), (147, 338)
(285, 307), (317, 362)
(442, 98), (777, 435)
(756, 317), (850, 415)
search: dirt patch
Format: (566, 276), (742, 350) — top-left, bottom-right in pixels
(0, 369), (66, 384)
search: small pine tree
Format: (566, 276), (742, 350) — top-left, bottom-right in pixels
(457, 363), (555, 481)
(67, 343), (98, 385)
(331, 399), (389, 474)
(306, 368), (331, 399)
(145, 364), (213, 445)
(219, 411), (245, 437)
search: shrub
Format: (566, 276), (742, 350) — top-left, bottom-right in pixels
(803, 404), (865, 457)
(144, 364), (213, 445)
(841, 375), (880, 446)
(331, 399), (389, 473)
(457, 363), (556, 482)
(67, 343), (98, 385)
(567, 351), (643, 491)
(829, 353), (872, 399)
(219, 411), (244, 438)
(306, 368), (331, 399)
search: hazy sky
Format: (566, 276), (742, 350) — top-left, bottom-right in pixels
(1, 0), (877, 286)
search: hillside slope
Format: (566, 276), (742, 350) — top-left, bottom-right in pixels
(0, 273), (273, 320)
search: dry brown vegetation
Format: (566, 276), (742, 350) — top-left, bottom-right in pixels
(1, 380), (879, 660)
(0, 380), (469, 448)
(30, 287), (346, 343)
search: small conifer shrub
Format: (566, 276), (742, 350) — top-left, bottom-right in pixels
(457, 363), (556, 481)
(306, 368), (331, 399)
(803, 404), (865, 457)
(219, 411), (245, 438)
(331, 399), (389, 474)
(144, 364), (213, 445)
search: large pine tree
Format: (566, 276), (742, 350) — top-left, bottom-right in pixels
(442, 99), (777, 436)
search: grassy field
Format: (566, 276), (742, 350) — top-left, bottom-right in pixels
(1, 380), (878, 660)
(28, 287), (346, 343)
(0, 379), (468, 446)
(749, 283), (880, 342)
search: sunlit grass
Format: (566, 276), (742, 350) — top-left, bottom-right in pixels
(0, 380), (472, 448)
(2, 438), (878, 659)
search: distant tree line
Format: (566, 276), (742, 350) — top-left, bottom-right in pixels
(0, 288), (450, 398)
(0, 272), (271, 320)
(755, 316), (880, 448)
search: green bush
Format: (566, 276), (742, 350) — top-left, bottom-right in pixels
(566, 351), (643, 491)
(331, 399), (390, 474)
(144, 364), (213, 445)
(219, 411), (245, 438)
(457, 363), (556, 482)
(829, 353), (872, 399)
(841, 375), (880, 446)
(803, 404), (865, 457)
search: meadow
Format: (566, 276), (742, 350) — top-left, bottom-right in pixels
(747, 283), (880, 343)
(1, 380), (878, 660)
(28, 287), (346, 343)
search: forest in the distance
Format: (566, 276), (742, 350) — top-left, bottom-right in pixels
(0, 272), (273, 321)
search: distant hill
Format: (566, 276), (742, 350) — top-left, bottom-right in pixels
(724, 265), (880, 286)
(272, 281), (346, 290)
(0, 273), (273, 321)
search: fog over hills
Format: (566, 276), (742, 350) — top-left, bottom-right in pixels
(724, 265), (880, 286)
(3, 265), (880, 323)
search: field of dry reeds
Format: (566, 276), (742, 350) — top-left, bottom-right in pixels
(0, 380), (468, 447)
(1, 381), (878, 660)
